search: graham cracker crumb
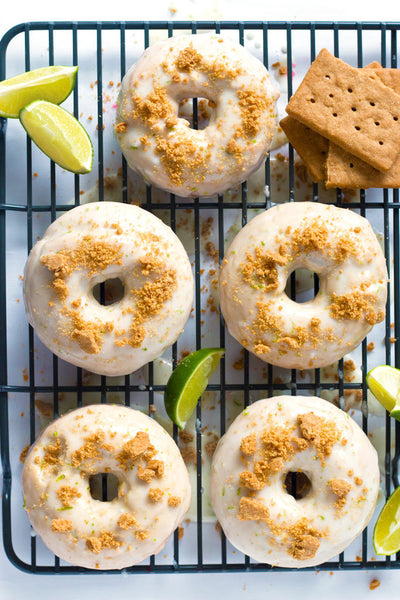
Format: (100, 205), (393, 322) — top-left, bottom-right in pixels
(287, 518), (324, 560)
(175, 44), (202, 72)
(254, 343), (271, 355)
(343, 359), (357, 382)
(147, 459), (164, 478)
(117, 513), (138, 530)
(297, 413), (339, 464)
(20, 445), (30, 463)
(237, 88), (269, 138)
(57, 486), (81, 506)
(115, 121), (127, 133)
(180, 446), (196, 465)
(242, 247), (287, 291)
(240, 433), (257, 456)
(71, 431), (105, 467)
(205, 241), (219, 262)
(86, 530), (122, 554)
(41, 437), (63, 471)
(292, 221), (329, 254)
(168, 496), (182, 507)
(41, 253), (70, 278)
(155, 136), (204, 187)
(330, 291), (384, 324)
(369, 579), (380, 591)
(137, 465), (156, 483)
(52, 278), (69, 300)
(132, 86), (175, 128)
(135, 530), (149, 540)
(238, 497), (270, 521)
(205, 439), (218, 458)
(149, 488), (164, 503)
(329, 478), (351, 509)
(69, 311), (104, 355)
(239, 470), (265, 491)
(179, 430), (194, 444)
(52, 518), (73, 533)
(261, 426), (295, 462)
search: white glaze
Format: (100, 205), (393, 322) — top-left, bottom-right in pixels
(23, 202), (193, 376)
(116, 33), (278, 197)
(22, 404), (191, 570)
(219, 202), (387, 369)
(210, 396), (379, 568)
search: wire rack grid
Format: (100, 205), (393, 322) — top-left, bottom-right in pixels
(1, 20), (400, 575)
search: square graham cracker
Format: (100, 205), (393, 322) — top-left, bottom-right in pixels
(279, 116), (328, 182)
(286, 48), (400, 172)
(326, 65), (400, 189)
(326, 142), (400, 189)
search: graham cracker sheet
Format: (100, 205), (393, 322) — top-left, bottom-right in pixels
(279, 116), (328, 183)
(286, 48), (400, 172)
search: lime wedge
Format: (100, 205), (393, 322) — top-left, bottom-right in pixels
(164, 348), (225, 430)
(19, 100), (93, 174)
(374, 486), (400, 555)
(366, 365), (400, 419)
(0, 65), (78, 118)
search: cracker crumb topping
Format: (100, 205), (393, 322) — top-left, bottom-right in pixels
(20, 445), (30, 464)
(240, 433), (257, 456)
(292, 221), (329, 253)
(57, 486), (81, 507)
(155, 137), (206, 187)
(287, 518), (322, 560)
(132, 86), (175, 128)
(237, 88), (269, 137)
(297, 413), (339, 464)
(149, 487), (164, 503)
(52, 518), (73, 533)
(41, 437), (63, 471)
(71, 431), (106, 468)
(117, 513), (139, 530)
(168, 496), (182, 507)
(330, 291), (384, 324)
(238, 497), (270, 521)
(242, 247), (287, 291)
(329, 478), (351, 509)
(175, 44), (202, 72)
(86, 530), (122, 554)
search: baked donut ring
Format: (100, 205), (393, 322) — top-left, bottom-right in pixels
(23, 201), (193, 376)
(116, 33), (278, 197)
(219, 202), (387, 369)
(22, 404), (191, 570)
(210, 396), (379, 568)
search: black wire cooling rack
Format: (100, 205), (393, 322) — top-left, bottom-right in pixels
(1, 20), (400, 574)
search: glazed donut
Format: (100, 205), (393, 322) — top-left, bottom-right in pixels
(219, 202), (387, 369)
(115, 33), (278, 197)
(210, 396), (379, 568)
(23, 201), (193, 376)
(22, 404), (191, 569)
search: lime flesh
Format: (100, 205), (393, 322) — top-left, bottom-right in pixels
(0, 65), (78, 118)
(366, 365), (400, 418)
(19, 100), (93, 174)
(374, 486), (400, 555)
(164, 348), (225, 430)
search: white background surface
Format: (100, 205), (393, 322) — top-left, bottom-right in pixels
(1, 1), (400, 598)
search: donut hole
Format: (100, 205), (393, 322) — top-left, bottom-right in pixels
(89, 473), (120, 502)
(92, 278), (125, 306)
(284, 471), (312, 500)
(178, 97), (215, 130)
(285, 269), (320, 303)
